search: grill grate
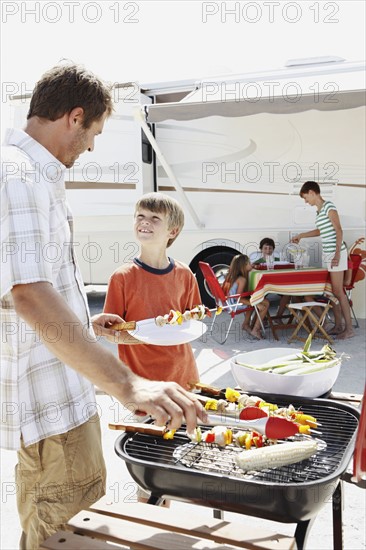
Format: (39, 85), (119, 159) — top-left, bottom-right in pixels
(172, 438), (330, 483)
(123, 401), (359, 485)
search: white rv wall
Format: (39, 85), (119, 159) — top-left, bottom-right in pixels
(7, 81), (366, 318)
(153, 107), (365, 317)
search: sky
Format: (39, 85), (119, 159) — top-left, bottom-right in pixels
(1, 0), (365, 128)
(1, 1), (365, 85)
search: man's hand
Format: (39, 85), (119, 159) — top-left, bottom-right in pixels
(91, 313), (124, 338)
(291, 235), (300, 244)
(127, 379), (208, 433)
(92, 313), (141, 345)
(11, 283), (206, 432)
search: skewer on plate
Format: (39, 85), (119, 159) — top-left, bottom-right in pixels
(109, 304), (232, 331)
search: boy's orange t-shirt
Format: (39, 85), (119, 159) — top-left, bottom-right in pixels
(104, 258), (201, 389)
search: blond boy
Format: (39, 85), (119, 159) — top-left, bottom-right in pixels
(104, 193), (201, 388)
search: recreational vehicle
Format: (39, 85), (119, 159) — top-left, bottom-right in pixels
(8, 57), (366, 314)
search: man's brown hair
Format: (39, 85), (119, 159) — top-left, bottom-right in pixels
(27, 63), (113, 128)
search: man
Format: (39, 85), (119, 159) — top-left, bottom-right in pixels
(1, 63), (206, 549)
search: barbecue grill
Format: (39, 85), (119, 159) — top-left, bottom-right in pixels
(115, 394), (360, 549)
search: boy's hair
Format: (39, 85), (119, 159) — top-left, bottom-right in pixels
(259, 237), (275, 250)
(135, 192), (184, 248)
(28, 62), (113, 129)
(299, 181), (321, 196)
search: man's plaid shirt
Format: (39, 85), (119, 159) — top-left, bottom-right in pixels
(1, 129), (97, 450)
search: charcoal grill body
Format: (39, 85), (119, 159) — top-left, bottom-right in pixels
(115, 395), (359, 541)
(115, 451), (343, 523)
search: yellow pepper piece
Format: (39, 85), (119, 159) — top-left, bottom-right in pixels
(225, 387), (241, 402)
(294, 413), (317, 428)
(225, 429), (233, 446)
(259, 401), (278, 412)
(163, 429), (176, 440)
(216, 306), (223, 315)
(236, 434), (247, 447)
(176, 311), (183, 325)
(245, 434), (252, 450)
(298, 425), (311, 435)
(235, 432), (252, 450)
(204, 399), (218, 411)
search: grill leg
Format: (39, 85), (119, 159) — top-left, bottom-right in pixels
(332, 480), (344, 550)
(294, 518), (316, 550)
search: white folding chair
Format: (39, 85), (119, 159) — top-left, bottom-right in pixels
(287, 301), (333, 345)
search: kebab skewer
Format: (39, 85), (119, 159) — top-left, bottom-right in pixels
(110, 304), (224, 331)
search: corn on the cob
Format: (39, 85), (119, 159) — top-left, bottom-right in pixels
(235, 440), (318, 471)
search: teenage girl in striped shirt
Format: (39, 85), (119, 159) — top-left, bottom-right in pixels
(291, 181), (354, 340)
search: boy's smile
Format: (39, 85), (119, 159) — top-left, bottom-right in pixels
(134, 208), (177, 246)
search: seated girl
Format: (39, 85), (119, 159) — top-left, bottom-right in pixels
(222, 254), (269, 339)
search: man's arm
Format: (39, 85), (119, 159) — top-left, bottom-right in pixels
(11, 282), (206, 430)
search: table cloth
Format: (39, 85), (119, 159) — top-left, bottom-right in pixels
(249, 268), (333, 306)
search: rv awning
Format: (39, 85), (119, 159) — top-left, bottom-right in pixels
(144, 89), (366, 123)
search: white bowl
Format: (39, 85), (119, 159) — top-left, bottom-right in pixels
(230, 348), (341, 398)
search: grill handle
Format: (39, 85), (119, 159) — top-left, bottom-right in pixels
(109, 422), (166, 436)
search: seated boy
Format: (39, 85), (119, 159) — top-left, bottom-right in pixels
(103, 192), (201, 390)
(251, 237), (281, 265)
(251, 237), (289, 319)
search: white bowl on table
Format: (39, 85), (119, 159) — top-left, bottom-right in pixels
(230, 348), (341, 398)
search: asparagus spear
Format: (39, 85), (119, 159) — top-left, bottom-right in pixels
(235, 335), (340, 374)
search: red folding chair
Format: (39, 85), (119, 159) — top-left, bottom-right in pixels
(345, 253), (362, 328)
(198, 261), (264, 344)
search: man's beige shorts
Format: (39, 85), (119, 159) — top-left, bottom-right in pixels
(16, 414), (106, 550)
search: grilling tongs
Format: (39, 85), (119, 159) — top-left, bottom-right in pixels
(204, 413), (299, 439)
(109, 413), (299, 440)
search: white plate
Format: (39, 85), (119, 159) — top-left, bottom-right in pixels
(128, 318), (207, 346)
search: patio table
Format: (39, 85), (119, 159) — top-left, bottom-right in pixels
(249, 267), (334, 306)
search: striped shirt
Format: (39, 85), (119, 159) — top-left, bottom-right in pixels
(1, 129), (96, 450)
(315, 201), (346, 254)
